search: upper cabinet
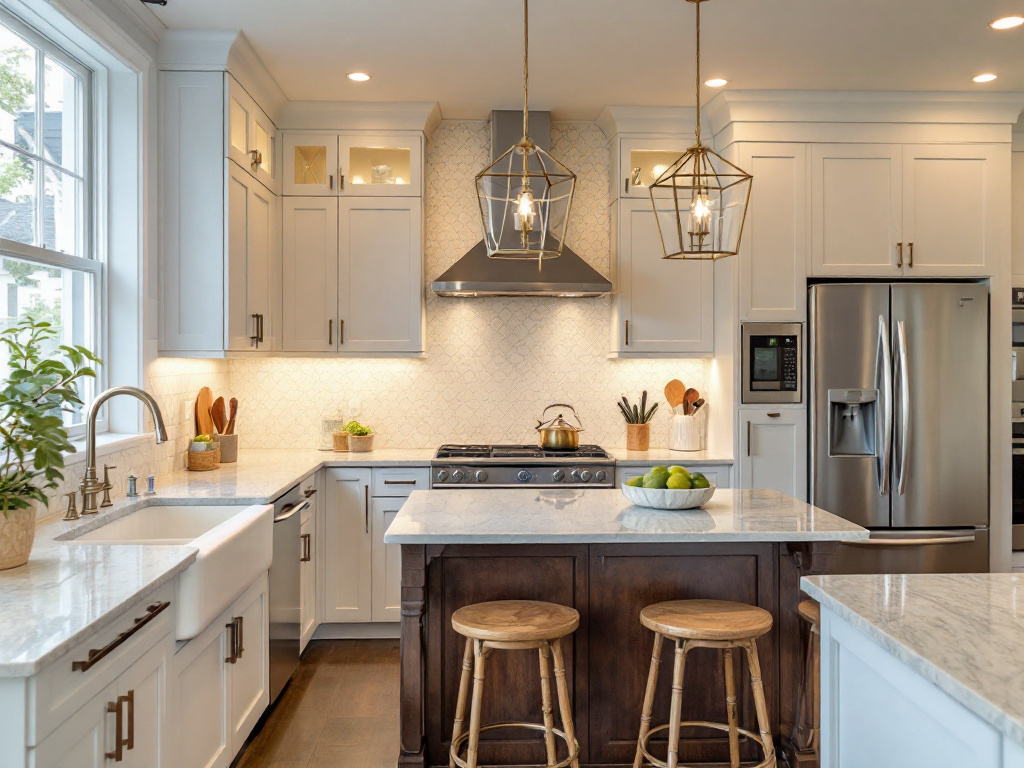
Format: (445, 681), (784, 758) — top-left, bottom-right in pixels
(227, 77), (276, 191)
(615, 137), (693, 200)
(283, 132), (423, 197)
(810, 143), (1007, 278)
(1013, 146), (1024, 279)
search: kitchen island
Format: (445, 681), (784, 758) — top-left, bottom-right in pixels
(384, 488), (868, 768)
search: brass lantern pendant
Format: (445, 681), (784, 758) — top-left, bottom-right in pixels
(476, 0), (577, 261)
(649, 0), (752, 260)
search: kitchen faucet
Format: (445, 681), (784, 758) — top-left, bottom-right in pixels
(80, 386), (168, 515)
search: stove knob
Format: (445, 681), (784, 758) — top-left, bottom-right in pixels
(452, 469), (466, 483)
(552, 469), (565, 482)
(474, 470), (488, 483)
(436, 469), (449, 482)
(517, 470), (533, 483)
(569, 469), (581, 482)
(580, 469), (592, 482)
(595, 469), (607, 482)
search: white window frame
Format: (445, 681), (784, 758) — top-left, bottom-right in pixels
(0, 5), (102, 439)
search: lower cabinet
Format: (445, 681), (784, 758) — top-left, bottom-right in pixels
(737, 408), (807, 501)
(615, 463), (732, 489)
(171, 574), (269, 768)
(300, 509), (317, 652)
(370, 498), (403, 622)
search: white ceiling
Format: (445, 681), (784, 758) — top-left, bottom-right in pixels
(150, 0), (1024, 120)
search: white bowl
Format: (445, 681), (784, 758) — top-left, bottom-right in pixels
(621, 482), (716, 510)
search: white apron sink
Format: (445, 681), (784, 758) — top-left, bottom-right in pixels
(69, 503), (274, 640)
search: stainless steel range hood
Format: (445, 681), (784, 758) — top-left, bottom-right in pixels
(432, 110), (612, 298)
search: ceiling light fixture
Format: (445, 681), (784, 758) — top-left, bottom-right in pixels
(990, 15), (1024, 29)
(649, 0), (752, 260)
(973, 73), (998, 83)
(475, 0), (577, 261)
(704, 78), (728, 87)
(347, 72), (371, 82)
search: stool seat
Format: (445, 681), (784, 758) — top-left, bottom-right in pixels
(452, 600), (580, 643)
(640, 599), (773, 641)
(797, 598), (820, 627)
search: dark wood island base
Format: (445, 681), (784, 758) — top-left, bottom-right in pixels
(398, 540), (838, 768)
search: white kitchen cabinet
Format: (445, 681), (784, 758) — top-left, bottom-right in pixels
(737, 408), (807, 501)
(615, 464), (732, 489)
(282, 197), (339, 353)
(282, 132), (339, 196)
(227, 582), (268, 751)
(323, 467), (373, 622)
(226, 162), (275, 352)
(738, 143), (809, 321)
(283, 132), (423, 197)
(611, 198), (715, 355)
(1013, 150), (1024, 278)
(227, 75), (276, 191)
(28, 683), (114, 768)
(370, 498), (403, 622)
(614, 137), (692, 200)
(300, 481), (318, 653)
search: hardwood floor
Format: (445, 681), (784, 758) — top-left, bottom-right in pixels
(236, 640), (400, 768)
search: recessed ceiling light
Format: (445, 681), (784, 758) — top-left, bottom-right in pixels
(973, 73), (998, 83)
(347, 72), (371, 82)
(990, 15), (1024, 29)
(704, 78), (728, 88)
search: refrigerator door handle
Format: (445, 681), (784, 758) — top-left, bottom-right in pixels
(875, 315), (893, 496)
(895, 319), (910, 496)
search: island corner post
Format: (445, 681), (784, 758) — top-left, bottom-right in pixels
(398, 539), (838, 768)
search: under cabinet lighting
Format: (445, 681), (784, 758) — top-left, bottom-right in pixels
(973, 73), (998, 83)
(347, 72), (371, 82)
(704, 78), (728, 87)
(990, 16), (1024, 29)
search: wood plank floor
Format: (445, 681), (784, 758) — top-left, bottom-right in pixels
(236, 640), (400, 768)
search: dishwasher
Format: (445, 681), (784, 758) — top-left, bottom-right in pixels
(268, 484), (309, 703)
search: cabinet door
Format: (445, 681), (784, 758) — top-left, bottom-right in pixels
(617, 137), (693, 199)
(250, 105), (276, 191)
(282, 197), (339, 352)
(323, 468), (373, 622)
(338, 197), (424, 354)
(226, 163), (274, 352)
(371, 497), (403, 623)
(229, 582), (268, 752)
(739, 143), (808, 321)
(738, 409), (807, 501)
(118, 635), (171, 768)
(1013, 150), (1024, 279)
(614, 198), (714, 354)
(173, 622), (230, 768)
(811, 144), (903, 277)
(226, 75), (254, 177)
(283, 132), (338, 196)
(300, 513), (317, 652)
(29, 684), (115, 768)
(902, 144), (1005, 276)
(340, 134), (422, 196)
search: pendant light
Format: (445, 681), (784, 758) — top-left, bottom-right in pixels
(476, 0), (576, 261)
(650, 0), (752, 260)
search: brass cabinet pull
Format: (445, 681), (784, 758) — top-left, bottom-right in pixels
(105, 690), (133, 761)
(339, 319), (344, 344)
(249, 149), (262, 169)
(383, 479), (417, 485)
(339, 173), (345, 191)
(328, 319), (333, 345)
(329, 174), (333, 189)
(73, 602), (170, 672)
(258, 314), (264, 343)
(303, 487), (318, 498)
(301, 532), (312, 562)
(767, 412), (781, 418)
(625, 320), (630, 346)
(225, 620), (238, 664)
(747, 421), (752, 457)
(235, 616), (244, 659)
(908, 242), (914, 268)
(250, 314), (261, 347)
(364, 485), (369, 533)
(896, 242), (903, 268)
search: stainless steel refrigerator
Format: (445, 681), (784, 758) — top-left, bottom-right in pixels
(809, 282), (990, 573)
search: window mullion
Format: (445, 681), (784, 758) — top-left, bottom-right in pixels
(34, 47), (43, 250)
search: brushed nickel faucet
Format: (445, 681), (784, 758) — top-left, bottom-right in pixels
(80, 387), (168, 515)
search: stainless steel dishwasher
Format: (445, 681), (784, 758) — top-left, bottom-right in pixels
(268, 484), (308, 702)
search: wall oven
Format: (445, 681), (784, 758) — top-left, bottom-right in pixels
(741, 322), (802, 404)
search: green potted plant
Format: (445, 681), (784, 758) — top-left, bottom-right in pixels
(344, 420), (375, 452)
(0, 317), (99, 570)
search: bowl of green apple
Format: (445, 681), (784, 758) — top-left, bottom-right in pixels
(621, 466), (715, 510)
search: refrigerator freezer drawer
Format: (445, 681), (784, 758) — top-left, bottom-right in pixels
(830, 529), (989, 574)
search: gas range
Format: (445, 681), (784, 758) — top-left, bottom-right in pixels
(431, 444), (615, 488)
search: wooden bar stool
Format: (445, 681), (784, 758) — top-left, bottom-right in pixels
(449, 600), (581, 768)
(633, 599), (777, 768)
(787, 598), (821, 764)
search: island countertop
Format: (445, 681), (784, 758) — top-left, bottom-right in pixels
(383, 487), (869, 544)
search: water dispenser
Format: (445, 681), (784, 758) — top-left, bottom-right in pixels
(828, 389), (878, 457)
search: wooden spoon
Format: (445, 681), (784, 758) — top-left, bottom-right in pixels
(683, 388), (700, 416)
(195, 387), (214, 437)
(664, 379), (687, 409)
(211, 397), (227, 435)
(225, 397), (238, 435)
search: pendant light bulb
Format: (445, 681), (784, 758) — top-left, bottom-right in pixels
(690, 190), (714, 244)
(515, 187), (537, 235)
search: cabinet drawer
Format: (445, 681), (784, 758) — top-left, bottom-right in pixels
(371, 467), (430, 497)
(29, 585), (174, 747)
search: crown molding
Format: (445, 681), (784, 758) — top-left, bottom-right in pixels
(596, 105), (706, 139)
(280, 101), (442, 135)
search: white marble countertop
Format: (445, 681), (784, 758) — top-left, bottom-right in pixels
(802, 573), (1024, 748)
(383, 488), (868, 544)
(607, 448), (734, 465)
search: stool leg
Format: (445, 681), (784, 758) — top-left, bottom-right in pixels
(539, 641), (558, 766)
(744, 639), (777, 768)
(551, 638), (580, 768)
(723, 647), (740, 768)
(450, 638), (474, 768)
(633, 632), (665, 768)
(666, 639), (690, 768)
(467, 640), (487, 768)
(810, 623), (821, 755)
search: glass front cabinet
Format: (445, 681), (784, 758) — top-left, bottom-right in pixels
(283, 132), (422, 197)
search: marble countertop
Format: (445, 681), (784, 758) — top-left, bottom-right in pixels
(383, 488), (868, 544)
(802, 573), (1024, 748)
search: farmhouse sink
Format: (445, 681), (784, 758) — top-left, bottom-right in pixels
(69, 503), (274, 640)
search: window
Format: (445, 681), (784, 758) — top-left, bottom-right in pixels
(0, 9), (96, 432)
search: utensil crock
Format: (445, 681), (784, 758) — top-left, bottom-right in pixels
(626, 422), (651, 451)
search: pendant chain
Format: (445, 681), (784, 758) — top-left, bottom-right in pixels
(523, 0), (530, 143)
(694, 0), (702, 146)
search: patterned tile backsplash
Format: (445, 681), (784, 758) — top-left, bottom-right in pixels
(230, 120), (707, 449)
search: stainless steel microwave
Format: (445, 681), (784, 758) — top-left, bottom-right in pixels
(742, 322), (802, 404)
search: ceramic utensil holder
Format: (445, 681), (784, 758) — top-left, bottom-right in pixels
(348, 434), (375, 452)
(218, 433), (238, 463)
(625, 423), (651, 451)
(669, 406), (708, 451)
(332, 432), (350, 452)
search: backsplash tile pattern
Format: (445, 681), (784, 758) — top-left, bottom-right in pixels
(229, 120), (706, 449)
